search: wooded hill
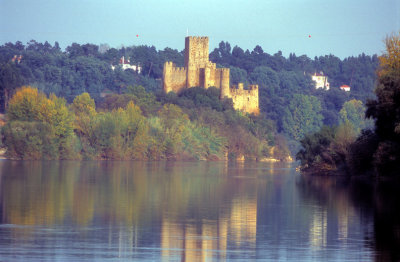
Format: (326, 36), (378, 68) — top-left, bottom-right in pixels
(0, 40), (379, 157)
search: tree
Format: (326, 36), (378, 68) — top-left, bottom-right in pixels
(230, 66), (248, 85)
(282, 94), (323, 141)
(71, 92), (96, 116)
(123, 101), (149, 159)
(378, 32), (400, 77)
(347, 130), (379, 175)
(70, 92), (97, 142)
(330, 122), (357, 168)
(249, 66), (283, 122)
(296, 126), (336, 169)
(5, 86), (76, 159)
(158, 104), (189, 159)
(365, 32), (400, 176)
(366, 33), (400, 140)
(7, 86), (47, 121)
(3, 121), (56, 159)
(0, 63), (24, 110)
(339, 99), (373, 134)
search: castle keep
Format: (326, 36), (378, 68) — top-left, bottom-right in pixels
(163, 36), (259, 115)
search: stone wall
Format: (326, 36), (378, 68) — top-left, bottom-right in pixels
(163, 62), (187, 93)
(228, 84), (259, 115)
(162, 36), (259, 115)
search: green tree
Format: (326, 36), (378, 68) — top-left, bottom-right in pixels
(282, 94), (323, 141)
(330, 122), (357, 168)
(158, 104), (188, 158)
(122, 101), (149, 159)
(296, 126), (336, 170)
(70, 92), (97, 157)
(70, 92), (96, 116)
(296, 122), (357, 173)
(230, 66), (248, 85)
(0, 63), (24, 110)
(339, 99), (373, 134)
(3, 121), (56, 159)
(347, 130), (379, 175)
(124, 85), (160, 115)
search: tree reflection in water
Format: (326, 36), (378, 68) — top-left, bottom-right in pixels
(0, 160), (399, 261)
(297, 174), (400, 261)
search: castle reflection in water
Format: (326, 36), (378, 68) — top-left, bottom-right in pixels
(161, 196), (257, 261)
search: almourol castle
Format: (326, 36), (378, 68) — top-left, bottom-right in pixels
(163, 36), (259, 115)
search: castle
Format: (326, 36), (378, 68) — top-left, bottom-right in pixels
(163, 36), (259, 115)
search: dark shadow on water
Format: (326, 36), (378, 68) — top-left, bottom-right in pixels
(297, 174), (400, 262)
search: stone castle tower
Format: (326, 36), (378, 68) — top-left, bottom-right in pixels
(163, 36), (259, 115)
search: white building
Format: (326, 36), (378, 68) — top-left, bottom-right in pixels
(340, 85), (351, 92)
(312, 72), (330, 90)
(111, 56), (141, 73)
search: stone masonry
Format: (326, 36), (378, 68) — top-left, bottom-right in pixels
(163, 36), (259, 115)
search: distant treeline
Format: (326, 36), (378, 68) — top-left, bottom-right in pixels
(0, 40), (379, 155)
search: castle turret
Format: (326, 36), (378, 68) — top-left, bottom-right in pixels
(163, 62), (174, 93)
(249, 84), (259, 115)
(220, 68), (230, 98)
(185, 36), (209, 88)
(185, 36), (209, 68)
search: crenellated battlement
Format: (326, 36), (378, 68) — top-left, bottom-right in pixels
(171, 66), (186, 73)
(186, 36), (209, 41)
(218, 68), (230, 73)
(227, 82), (259, 115)
(164, 61), (175, 67)
(163, 62), (186, 73)
(163, 36), (259, 115)
(248, 84), (258, 90)
(205, 61), (216, 69)
(230, 84), (258, 92)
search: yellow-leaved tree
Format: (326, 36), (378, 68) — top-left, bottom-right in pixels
(4, 86), (77, 159)
(70, 92), (97, 158)
(378, 32), (400, 77)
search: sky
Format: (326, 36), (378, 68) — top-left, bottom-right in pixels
(1, 0), (399, 58)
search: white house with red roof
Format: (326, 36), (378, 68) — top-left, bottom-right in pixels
(340, 85), (351, 92)
(111, 56), (141, 73)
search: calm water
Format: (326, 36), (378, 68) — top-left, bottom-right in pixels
(0, 160), (399, 261)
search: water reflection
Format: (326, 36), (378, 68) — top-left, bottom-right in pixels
(160, 195), (257, 261)
(297, 175), (400, 261)
(0, 160), (398, 261)
(0, 161), (265, 260)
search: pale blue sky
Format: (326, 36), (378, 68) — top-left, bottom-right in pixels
(1, 0), (399, 58)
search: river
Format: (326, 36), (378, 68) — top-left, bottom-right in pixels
(0, 160), (398, 261)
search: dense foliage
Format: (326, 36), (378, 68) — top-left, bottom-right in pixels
(297, 32), (400, 177)
(0, 40), (165, 109)
(0, 39), (379, 159)
(2, 86), (288, 161)
(0, 40), (378, 138)
(363, 33), (400, 176)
